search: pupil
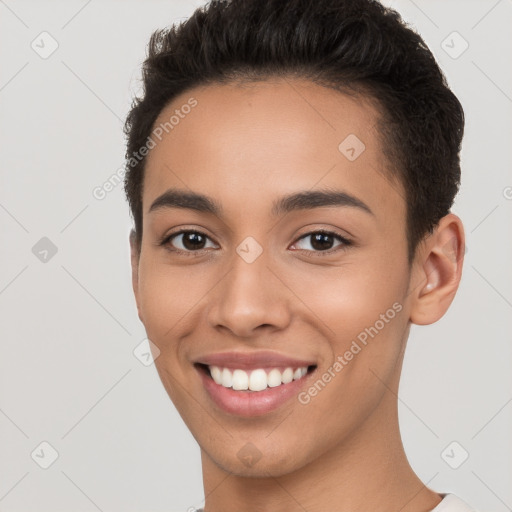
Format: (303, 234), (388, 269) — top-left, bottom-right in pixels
(184, 232), (205, 250)
(311, 233), (333, 251)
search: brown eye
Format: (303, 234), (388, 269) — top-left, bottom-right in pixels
(180, 232), (207, 250)
(163, 230), (217, 252)
(310, 232), (336, 250)
(292, 230), (351, 254)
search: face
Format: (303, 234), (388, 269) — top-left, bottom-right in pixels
(131, 78), (415, 477)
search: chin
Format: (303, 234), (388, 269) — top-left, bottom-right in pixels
(202, 439), (311, 478)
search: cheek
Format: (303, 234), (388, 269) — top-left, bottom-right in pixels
(310, 260), (408, 386)
(293, 257), (409, 407)
(292, 259), (407, 344)
(138, 254), (213, 322)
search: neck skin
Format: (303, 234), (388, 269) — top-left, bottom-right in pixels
(199, 359), (443, 512)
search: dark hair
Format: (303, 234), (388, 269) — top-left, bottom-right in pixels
(124, 0), (464, 261)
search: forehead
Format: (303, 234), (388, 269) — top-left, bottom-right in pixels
(143, 78), (405, 225)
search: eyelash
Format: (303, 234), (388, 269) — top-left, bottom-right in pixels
(158, 229), (352, 258)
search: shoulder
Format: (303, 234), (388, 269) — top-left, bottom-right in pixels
(431, 494), (481, 512)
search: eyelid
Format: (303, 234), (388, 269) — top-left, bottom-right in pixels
(159, 228), (218, 253)
(290, 229), (352, 255)
(160, 227), (353, 256)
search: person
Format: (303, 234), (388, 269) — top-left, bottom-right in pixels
(123, 0), (477, 510)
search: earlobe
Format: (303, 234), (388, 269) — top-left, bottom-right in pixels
(129, 229), (144, 324)
(409, 214), (465, 326)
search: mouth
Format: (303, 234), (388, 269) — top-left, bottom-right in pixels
(194, 356), (318, 417)
(196, 363), (316, 391)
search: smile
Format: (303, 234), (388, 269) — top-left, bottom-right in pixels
(194, 351), (317, 417)
(208, 365), (309, 391)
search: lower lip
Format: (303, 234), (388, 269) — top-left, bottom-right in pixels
(197, 366), (315, 417)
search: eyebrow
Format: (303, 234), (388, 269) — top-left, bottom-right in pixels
(148, 187), (374, 217)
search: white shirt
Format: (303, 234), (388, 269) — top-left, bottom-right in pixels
(193, 493), (478, 512)
(430, 494), (479, 512)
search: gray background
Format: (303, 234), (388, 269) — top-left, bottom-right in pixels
(0, 0), (511, 511)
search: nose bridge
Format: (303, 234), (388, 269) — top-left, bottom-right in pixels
(208, 241), (290, 336)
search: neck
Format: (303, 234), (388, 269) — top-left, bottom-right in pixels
(200, 371), (442, 512)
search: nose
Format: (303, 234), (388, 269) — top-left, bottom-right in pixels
(207, 254), (292, 339)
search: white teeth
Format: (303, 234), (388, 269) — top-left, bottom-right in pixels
(221, 368), (233, 388)
(249, 369), (267, 391)
(232, 369), (249, 390)
(281, 367), (293, 384)
(207, 365), (310, 391)
(211, 366), (222, 385)
(267, 368), (282, 388)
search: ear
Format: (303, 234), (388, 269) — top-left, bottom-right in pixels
(409, 213), (465, 325)
(129, 229), (144, 324)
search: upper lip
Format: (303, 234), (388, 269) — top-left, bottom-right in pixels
(195, 351), (316, 370)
